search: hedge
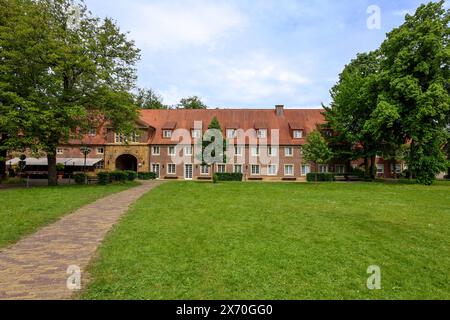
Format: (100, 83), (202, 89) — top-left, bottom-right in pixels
(213, 172), (243, 183)
(306, 173), (335, 182)
(97, 172), (110, 185)
(110, 171), (128, 182)
(124, 170), (138, 181)
(138, 172), (157, 180)
(73, 172), (87, 185)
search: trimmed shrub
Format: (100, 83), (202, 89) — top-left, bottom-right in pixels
(97, 172), (110, 185)
(306, 173), (335, 182)
(110, 171), (128, 182)
(73, 172), (87, 185)
(124, 170), (138, 181)
(138, 172), (157, 180)
(213, 172), (243, 183)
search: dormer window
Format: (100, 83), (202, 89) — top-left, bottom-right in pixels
(192, 129), (202, 139)
(293, 130), (303, 139)
(257, 129), (267, 139)
(163, 130), (172, 139)
(227, 129), (237, 139)
(88, 128), (96, 136)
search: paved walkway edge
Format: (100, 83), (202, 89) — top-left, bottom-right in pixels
(0, 180), (164, 300)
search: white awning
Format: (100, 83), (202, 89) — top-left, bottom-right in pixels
(7, 158), (103, 167)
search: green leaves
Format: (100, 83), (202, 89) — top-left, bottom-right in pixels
(302, 131), (333, 167)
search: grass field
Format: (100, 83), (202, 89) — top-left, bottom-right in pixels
(0, 183), (138, 248)
(81, 182), (450, 300)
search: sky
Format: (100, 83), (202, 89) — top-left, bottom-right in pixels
(84, 0), (448, 109)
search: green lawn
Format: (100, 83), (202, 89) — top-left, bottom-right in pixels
(0, 182), (138, 248)
(81, 182), (450, 300)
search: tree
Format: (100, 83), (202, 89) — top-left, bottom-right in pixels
(324, 52), (382, 179)
(178, 96), (207, 109)
(198, 117), (226, 180)
(302, 130), (333, 181)
(378, 1), (450, 185)
(134, 88), (168, 109)
(0, 0), (140, 185)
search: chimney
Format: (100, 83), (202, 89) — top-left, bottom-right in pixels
(275, 105), (284, 117)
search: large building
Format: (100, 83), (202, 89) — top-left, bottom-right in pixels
(6, 106), (404, 181)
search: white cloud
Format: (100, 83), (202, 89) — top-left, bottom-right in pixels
(199, 53), (314, 104)
(126, 0), (246, 50)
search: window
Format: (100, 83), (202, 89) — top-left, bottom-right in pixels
(96, 160), (104, 170)
(152, 146), (160, 155)
(335, 165), (345, 174)
(301, 164), (311, 176)
(184, 146), (193, 156)
(251, 165), (260, 175)
(293, 130), (303, 139)
(115, 133), (139, 143)
(251, 146), (259, 157)
(268, 146), (277, 157)
(234, 146), (243, 156)
(96, 147), (104, 155)
(285, 147), (293, 157)
(234, 165), (243, 173)
(268, 164), (278, 176)
(192, 129), (202, 139)
(319, 165), (328, 173)
(391, 164), (401, 174)
(227, 129), (237, 139)
(167, 164), (176, 175)
(218, 164), (226, 173)
(168, 146), (176, 156)
(284, 165), (294, 176)
(163, 130), (172, 138)
(115, 133), (125, 144)
(130, 133), (140, 143)
(257, 129), (267, 139)
(88, 128), (96, 136)
(377, 164), (385, 174)
(201, 165), (210, 175)
(56, 148), (64, 155)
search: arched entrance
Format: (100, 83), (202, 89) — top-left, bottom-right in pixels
(115, 154), (138, 171)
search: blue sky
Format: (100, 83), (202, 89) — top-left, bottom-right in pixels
(84, 0), (448, 108)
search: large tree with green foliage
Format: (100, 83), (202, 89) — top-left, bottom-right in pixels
(324, 52), (382, 179)
(134, 88), (168, 109)
(178, 96), (207, 109)
(0, 0), (140, 185)
(376, 1), (450, 185)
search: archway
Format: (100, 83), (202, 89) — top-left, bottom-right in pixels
(115, 154), (138, 172)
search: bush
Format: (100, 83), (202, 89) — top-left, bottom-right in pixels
(97, 172), (110, 185)
(138, 172), (157, 180)
(110, 171), (128, 182)
(124, 170), (138, 181)
(213, 172), (243, 183)
(73, 172), (87, 185)
(306, 173), (335, 182)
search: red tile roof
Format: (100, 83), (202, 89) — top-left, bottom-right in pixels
(139, 108), (325, 145)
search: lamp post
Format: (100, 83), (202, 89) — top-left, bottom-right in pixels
(80, 146), (91, 184)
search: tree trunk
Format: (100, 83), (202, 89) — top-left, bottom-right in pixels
(47, 153), (58, 186)
(392, 159), (397, 179)
(0, 134), (5, 181)
(370, 155), (376, 180)
(364, 157), (369, 179)
(315, 162), (318, 183)
(408, 140), (415, 180)
(345, 160), (351, 181)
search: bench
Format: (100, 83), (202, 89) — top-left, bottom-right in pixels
(282, 177), (297, 181)
(87, 177), (99, 184)
(248, 177), (263, 181)
(164, 176), (179, 180)
(197, 176), (212, 180)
